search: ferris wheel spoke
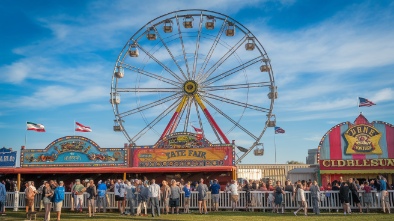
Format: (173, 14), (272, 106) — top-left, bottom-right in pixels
(122, 63), (180, 87)
(175, 14), (191, 79)
(183, 98), (193, 132)
(116, 87), (181, 93)
(202, 81), (271, 92)
(195, 100), (222, 143)
(196, 18), (227, 82)
(131, 97), (182, 143)
(153, 27), (188, 81)
(198, 35), (248, 83)
(203, 92), (270, 113)
(118, 92), (182, 118)
(202, 56), (262, 85)
(193, 99), (205, 137)
(135, 45), (184, 83)
(192, 13), (204, 79)
(169, 98), (188, 134)
(194, 93), (229, 144)
(200, 96), (258, 140)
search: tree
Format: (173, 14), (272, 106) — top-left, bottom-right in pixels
(286, 160), (304, 164)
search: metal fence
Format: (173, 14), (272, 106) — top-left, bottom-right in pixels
(5, 190), (394, 211)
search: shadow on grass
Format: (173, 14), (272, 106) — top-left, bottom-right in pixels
(1, 210), (394, 221)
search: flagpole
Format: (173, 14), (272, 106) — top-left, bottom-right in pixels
(74, 120), (75, 136)
(25, 121), (27, 148)
(274, 132), (277, 164)
(357, 97), (360, 115)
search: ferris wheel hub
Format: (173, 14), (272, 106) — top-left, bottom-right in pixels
(183, 80), (198, 95)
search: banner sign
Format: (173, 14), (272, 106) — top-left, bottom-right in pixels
(320, 158), (394, 172)
(21, 136), (127, 167)
(154, 132), (212, 148)
(132, 146), (234, 167)
(0, 147), (17, 167)
(344, 124), (382, 154)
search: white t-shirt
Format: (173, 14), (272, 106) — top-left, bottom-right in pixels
(229, 184), (238, 196)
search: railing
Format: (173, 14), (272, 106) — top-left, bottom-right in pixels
(5, 190), (393, 211)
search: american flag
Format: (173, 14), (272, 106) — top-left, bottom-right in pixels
(275, 127), (285, 134)
(359, 97), (376, 107)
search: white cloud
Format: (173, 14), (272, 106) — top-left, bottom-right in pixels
(371, 88), (394, 103)
(3, 85), (107, 109)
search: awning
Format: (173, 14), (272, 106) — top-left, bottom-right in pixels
(0, 166), (236, 174)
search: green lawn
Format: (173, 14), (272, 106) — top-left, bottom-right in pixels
(1, 210), (394, 221)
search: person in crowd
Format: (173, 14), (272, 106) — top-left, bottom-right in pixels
(210, 179), (221, 212)
(86, 179), (96, 217)
(348, 178), (362, 213)
(0, 181), (6, 216)
(242, 180), (252, 211)
(284, 180), (294, 193)
(148, 179), (161, 217)
(379, 175), (388, 213)
(137, 180), (149, 216)
(125, 180), (135, 216)
(4, 179), (11, 192)
(169, 179), (181, 215)
(161, 180), (170, 215)
(363, 181), (372, 213)
(53, 181), (65, 221)
(339, 181), (350, 215)
(25, 181), (36, 216)
(97, 180), (107, 213)
(37, 181), (46, 212)
(310, 180), (320, 215)
(383, 190), (390, 213)
(197, 178), (209, 214)
(43, 181), (54, 221)
(293, 183), (307, 216)
(229, 179), (239, 212)
(114, 179), (125, 215)
(259, 182), (267, 191)
(72, 179), (85, 213)
(107, 179), (115, 211)
(49, 180), (58, 190)
(273, 181), (284, 214)
(183, 181), (191, 214)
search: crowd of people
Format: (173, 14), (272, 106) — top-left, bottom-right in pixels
(0, 175), (392, 220)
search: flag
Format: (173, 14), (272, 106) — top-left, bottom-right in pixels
(26, 122), (45, 132)
(75, 122), (92, 132)
(192, 126), (203, 140)
(275, 126), (285, 134)
(359, 97), (376, 107)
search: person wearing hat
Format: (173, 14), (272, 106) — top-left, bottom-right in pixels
(72, 179), (85, 213)
(53, 181), (65, 221)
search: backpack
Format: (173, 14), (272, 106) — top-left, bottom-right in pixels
(26, 187), (35, 200)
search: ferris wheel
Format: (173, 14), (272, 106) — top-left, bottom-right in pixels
(110, 9), (277, 164)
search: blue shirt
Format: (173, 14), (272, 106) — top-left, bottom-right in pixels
(183, 186), (191, 198)
(97, 183), (107, 197)
(380, 179), (387, 191)
(210, 183), (221, 194)
(53, 186), (65, 203)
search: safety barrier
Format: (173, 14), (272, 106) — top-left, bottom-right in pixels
(5, 190), (393, 211)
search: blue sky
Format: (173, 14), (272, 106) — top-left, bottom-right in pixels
(1, 0), (393, 166)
